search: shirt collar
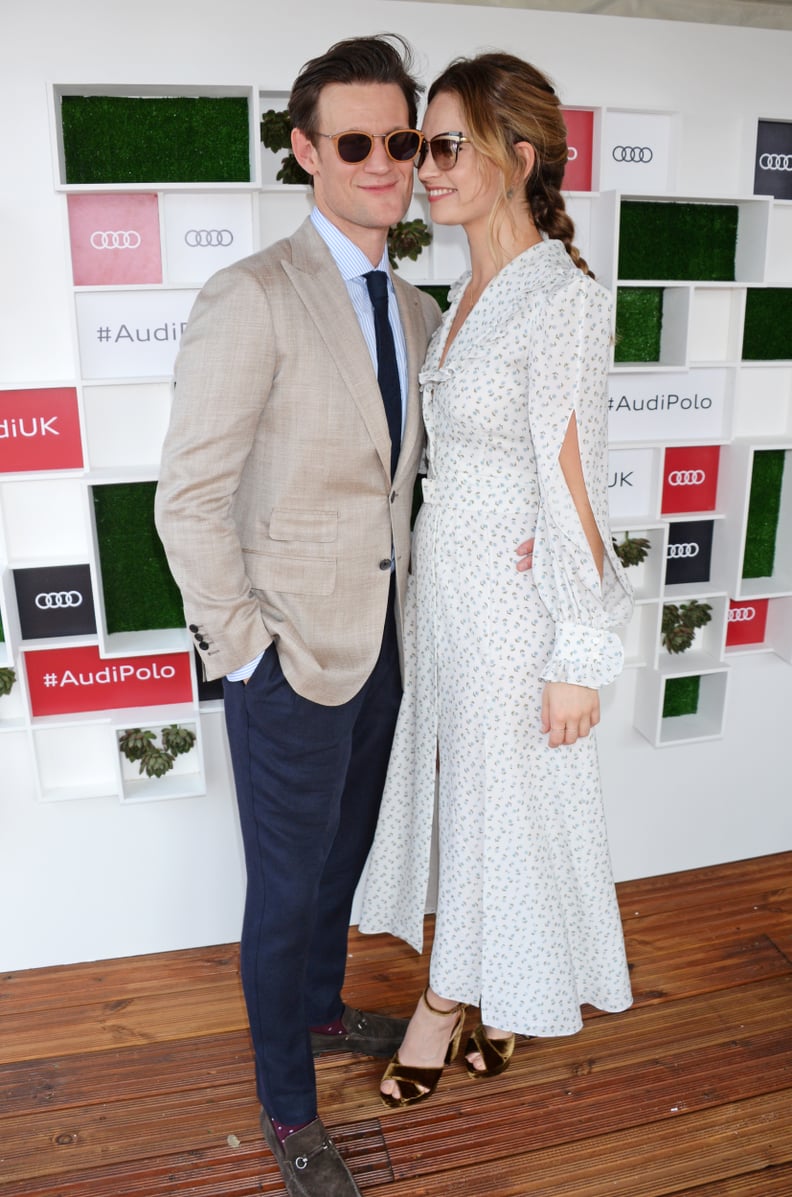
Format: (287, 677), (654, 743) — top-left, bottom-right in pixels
(310, 207), (392, 282)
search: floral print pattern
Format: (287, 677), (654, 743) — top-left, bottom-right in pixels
(359, 239), (633, 1036)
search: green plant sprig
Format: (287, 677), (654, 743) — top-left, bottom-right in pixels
(118, 724), (197, 779)
(612, 533), (651, 569)
(0, 667), (16, 697)
(661, 600), (713, 654)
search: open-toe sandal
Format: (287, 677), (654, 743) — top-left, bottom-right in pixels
(379, 988), (467, 1109)
(464, 1024), (516, 1078)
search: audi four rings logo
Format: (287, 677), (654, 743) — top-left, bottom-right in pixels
(666, 543), (700, 559)
(184, 229), (235, 248)
(759, 153), (792, 172)
(90, 230), (141, 250)
(612, 145), (653, 163)
(728, 607), (756, 622)
(35, 591), (84, 609)
(668, 469), (706, 486)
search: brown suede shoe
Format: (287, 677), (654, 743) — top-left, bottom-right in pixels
(260, 1112), (361, 1197)
(310, 1005), (408, 1058)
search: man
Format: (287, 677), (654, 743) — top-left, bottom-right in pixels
(155, 34), (440, 1197)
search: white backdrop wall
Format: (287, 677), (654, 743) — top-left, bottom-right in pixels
(2, 0), (791, 971)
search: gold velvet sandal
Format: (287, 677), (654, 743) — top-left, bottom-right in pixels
(464, 1024), (516, 1078)
(379, 988), (467, 1109)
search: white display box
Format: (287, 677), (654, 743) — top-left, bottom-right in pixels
(599, 110), (675, 195)
(733, 366), (792, 439)
(0, 480), (92, 564)
(618, 599), (659, 670)
(765, 201), (792, 284)
(607, 447), (662, 523)
(258, 187), (313, 248)
(74, 289), (198, 381)
(656, 592), (729, 674)
(718, 440), (792, 598)
(162, 191), (255, 286)
(634, 666), (729, 747)
(82, 382), (172, 471)
(115, 716), (205, 802)
(688, 287), (745, 365)
(32, 717), (118, 801)
(607, 368), (733, 444)
(609, 525), (667, 602)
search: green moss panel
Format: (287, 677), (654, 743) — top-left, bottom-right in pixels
(614, 287), (663, 362)
(742, 289), (792, 360)
(742, 449), (786, 579)
(417, 284), (451, 312)
(618, 201), (738, 281)
(92, 482), (184, 633)
(662, 675), (700, 719)
(61, 95), (250, 184)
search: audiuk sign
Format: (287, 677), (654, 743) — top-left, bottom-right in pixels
(25, 645), (193, 716)
(0, 388), (83, 473)
(608, 369), (729, 444)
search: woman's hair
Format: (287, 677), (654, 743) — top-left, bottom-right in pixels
(289, 34), (422, 139)
(427, 52), (592, 275)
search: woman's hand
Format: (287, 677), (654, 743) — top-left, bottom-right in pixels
(541, 681), (600, 748)
(516, 537), (535, 572)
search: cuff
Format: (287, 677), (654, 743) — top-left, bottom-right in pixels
(541, 622), (625, 689)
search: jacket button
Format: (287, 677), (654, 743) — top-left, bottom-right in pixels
(198, 640), (209, 650)
(189, 624), (199, 632)
(379, 559), (391, 570)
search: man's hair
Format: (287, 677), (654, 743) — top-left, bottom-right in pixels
(288, 34), (422, 138)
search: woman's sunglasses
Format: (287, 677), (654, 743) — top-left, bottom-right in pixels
(416, 133), (471, 171)
(315, 128), (423, 164)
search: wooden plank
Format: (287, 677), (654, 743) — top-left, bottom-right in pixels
(376, 1090), (792, 1196)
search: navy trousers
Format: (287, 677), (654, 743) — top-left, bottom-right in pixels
(222, 583), (401, 1124)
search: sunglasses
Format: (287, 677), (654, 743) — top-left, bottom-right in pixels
(315, 128), (423, 164)
(416, 132), (471, 171)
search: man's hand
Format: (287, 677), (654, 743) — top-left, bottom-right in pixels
(516, 537), (535, 572)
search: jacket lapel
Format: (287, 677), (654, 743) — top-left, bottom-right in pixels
(283, 222), (393, 476)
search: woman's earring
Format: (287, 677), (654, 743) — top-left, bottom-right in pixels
(506, 187), (514, 200)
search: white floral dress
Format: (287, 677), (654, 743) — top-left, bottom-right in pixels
(359, 239), (634, 1037)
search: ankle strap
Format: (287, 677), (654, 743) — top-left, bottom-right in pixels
(421, 986), (466, 1018)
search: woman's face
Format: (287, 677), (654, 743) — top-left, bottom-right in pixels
(417, 91), (502, 234)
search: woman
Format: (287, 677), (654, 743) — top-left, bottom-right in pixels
(359, 52), (634, 1106)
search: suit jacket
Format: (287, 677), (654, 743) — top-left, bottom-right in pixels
(155, 217), (441, 704)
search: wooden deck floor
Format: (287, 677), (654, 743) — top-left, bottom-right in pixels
(2, 851), (791, 1196)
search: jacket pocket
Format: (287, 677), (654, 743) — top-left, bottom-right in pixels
(268, 508), (338, 543)
(245, 551), (336, 596)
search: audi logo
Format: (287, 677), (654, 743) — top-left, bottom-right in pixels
(728, 606), (756, 622)
(668, 469), (706, 486)
(759, 153), (792, 172)
(90, 230), (141, 250)
(612, 145), (653, 163)
(666, 543), (700, 559)
(184, 229), (234, 248)
(35, 591), (84, 609)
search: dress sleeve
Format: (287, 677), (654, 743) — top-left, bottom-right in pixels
(527, 273), (634, 689)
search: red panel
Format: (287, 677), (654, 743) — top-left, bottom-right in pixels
(726, 598), (769, 647)
(0, 388), (83, 473)
(68, 192), (162, 286)
(661, 445), (720, 514)
(561, 109), (594, 192)
(25, 645), (193, 716)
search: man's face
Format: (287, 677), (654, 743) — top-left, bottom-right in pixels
(292, 82), (415, 258)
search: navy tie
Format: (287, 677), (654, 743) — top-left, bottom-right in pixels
(364, 270), (401, 479)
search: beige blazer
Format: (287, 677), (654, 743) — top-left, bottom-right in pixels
(155, 218), (441, 705)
